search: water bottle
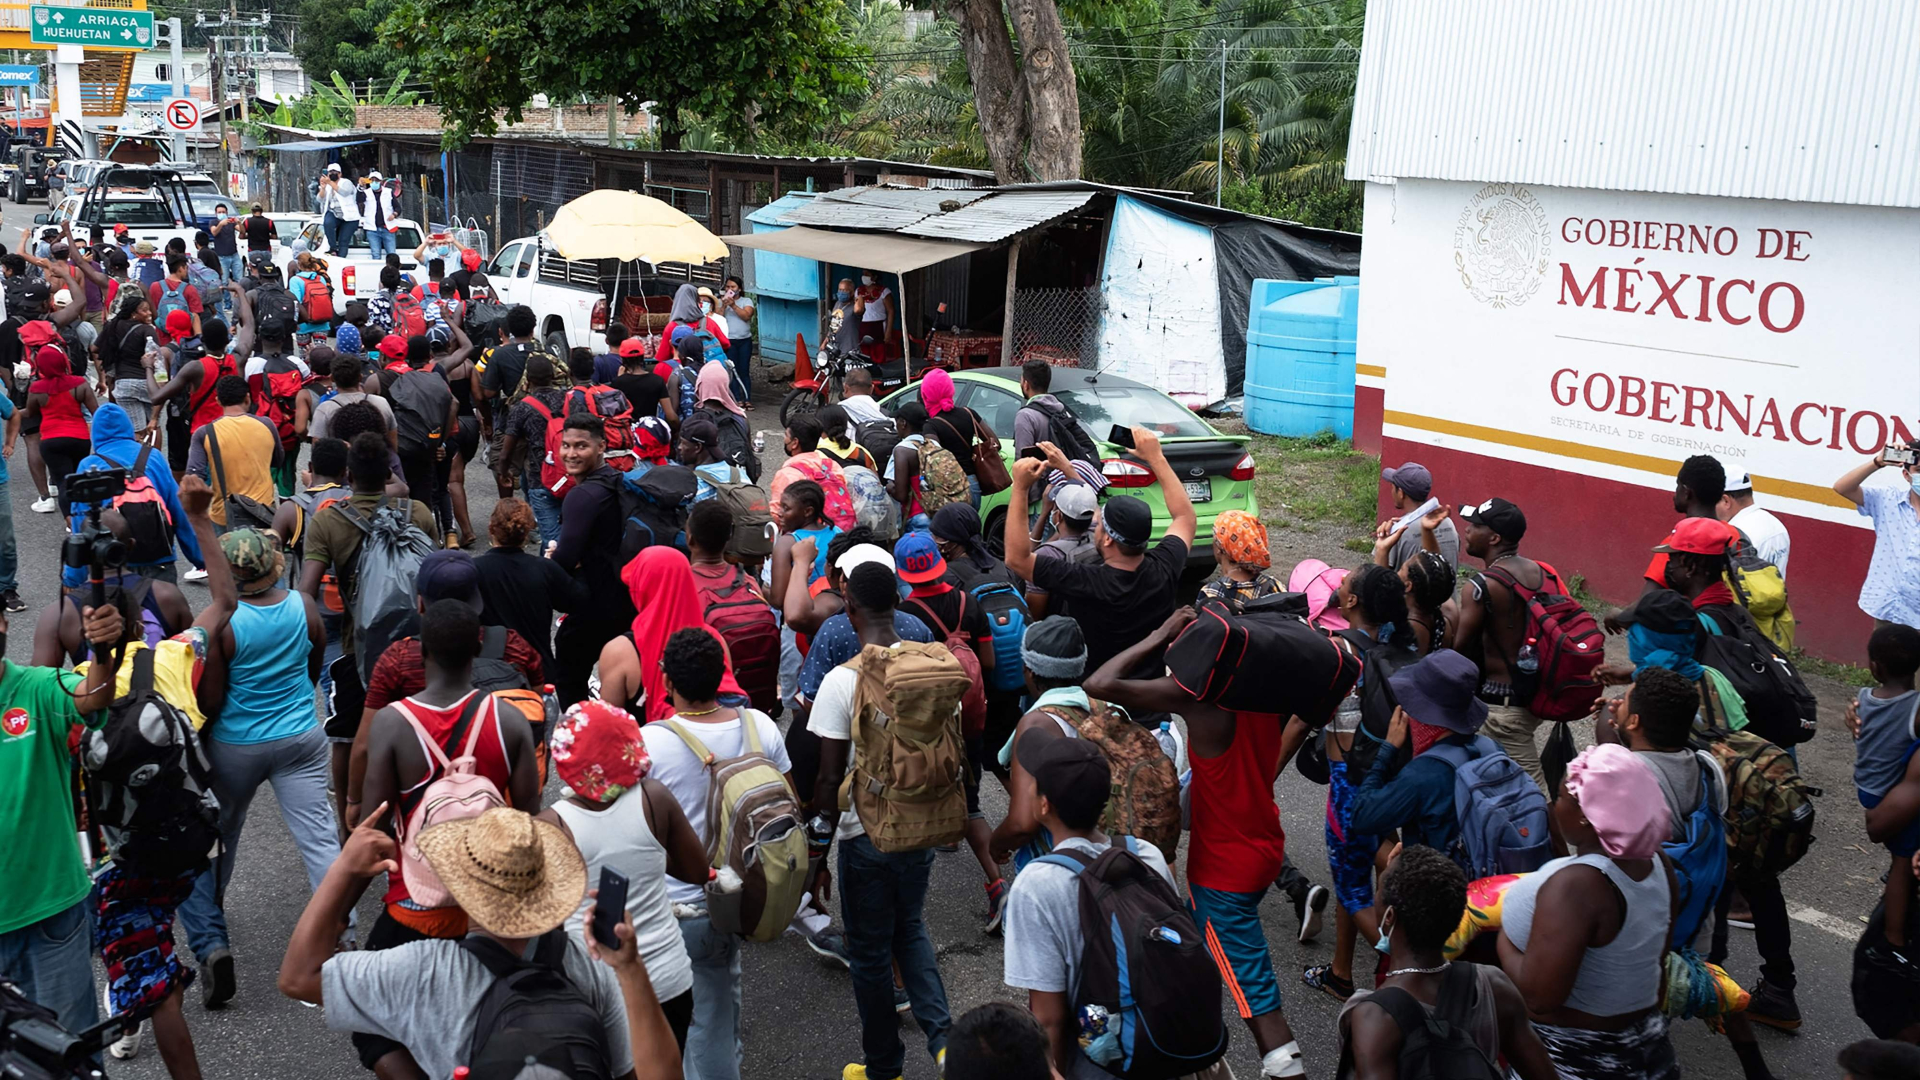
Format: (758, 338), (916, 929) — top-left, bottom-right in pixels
(752, 430), (766, 454)
(1516, 638), (1540, 676)
(1153, 721), (1183, 768)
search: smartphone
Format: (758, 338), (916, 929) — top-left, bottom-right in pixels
(1884, 444), (1920, 467)
(1108, 424), (1136, 450)
(591, 867), (630, 950)
(1019, 446), (1047, 462)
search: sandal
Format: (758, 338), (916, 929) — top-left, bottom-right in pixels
(1302, 963), (1354, 1002)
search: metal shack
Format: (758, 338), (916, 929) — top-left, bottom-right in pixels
(1346, 0), (1920, 660)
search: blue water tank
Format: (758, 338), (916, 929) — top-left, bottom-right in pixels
(1244, 275), (1360, 438)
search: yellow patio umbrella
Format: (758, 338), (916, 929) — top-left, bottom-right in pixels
(543, 189), (729, 263)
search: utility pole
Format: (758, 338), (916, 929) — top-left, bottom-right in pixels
(198, 8), (271, 204)
(160, 18), (184, 164)
(1217, 38), (1227, 207)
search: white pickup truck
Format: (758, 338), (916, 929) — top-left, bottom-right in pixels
(483, 232), (727, 356)
(280, 217), (427, 304)
(35, 164), (203, 253)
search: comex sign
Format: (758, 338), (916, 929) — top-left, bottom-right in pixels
(29, 4), (153, 50)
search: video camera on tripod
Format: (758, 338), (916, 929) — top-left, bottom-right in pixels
(57, 468), (128, 665)
(0, 979), (138, 1079)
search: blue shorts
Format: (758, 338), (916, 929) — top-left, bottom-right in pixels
(1325, 760), (1379, 914)
(1187, 883), (1282, 1020)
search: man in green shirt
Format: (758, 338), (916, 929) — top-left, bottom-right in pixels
(0, 593), (125, 1036)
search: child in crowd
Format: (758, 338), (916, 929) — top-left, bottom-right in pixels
(1198, 510), (1284, 613)
(1853, 623), (1920, 951)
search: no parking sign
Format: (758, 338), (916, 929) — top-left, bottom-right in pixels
(162, 97), (200, 132)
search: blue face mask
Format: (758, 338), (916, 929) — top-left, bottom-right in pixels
(838, 288), (852, 299)
(1373, 912), (1393, 955)
(1911, 474), (1920, 497)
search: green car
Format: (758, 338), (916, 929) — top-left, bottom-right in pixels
(878, 367), (1259, 564)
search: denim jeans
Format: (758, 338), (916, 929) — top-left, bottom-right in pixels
(0, 478), (17, 594)
(178, 726), (351, 959)
(724, 339), (752, 403)
(0, 900), (98, 1037)
(677, 913), (742, 1080)
(218, 253), (243, 283)
(525, 475), (563, 547)
(322, 211), (354, 256)
(839, 834), (950, 1079)
(366, 228), (396, 260)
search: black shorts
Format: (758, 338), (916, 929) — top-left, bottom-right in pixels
(453, 415), (480, 464)
(324, 652), (365, 742)
(982, 690), (1022, 772)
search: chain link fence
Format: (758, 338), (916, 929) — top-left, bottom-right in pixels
(1007, 287), (1102, 369)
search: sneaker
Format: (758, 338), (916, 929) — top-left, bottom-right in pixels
(182, 567), (209, 583)
(29, 496), (56, 514)
(894, 985), (911, 1014)
(1, 591), (23, 613)
(107, 1020), (143, 1060)
(1296, 883), (1329, 944)
(841, 1066), (873, 1080)
(1744, 979), (1801, 1033)
(984, 878), (1007, 935)
(201, 947), (236, 1010)
(806, 928), (851, 969)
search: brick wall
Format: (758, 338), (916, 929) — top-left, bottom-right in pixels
(355, 104), (653, 137)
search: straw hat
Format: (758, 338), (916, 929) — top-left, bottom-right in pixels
(414, 808), (586, 938)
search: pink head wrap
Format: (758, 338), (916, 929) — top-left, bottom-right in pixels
(921, 367), (955, 416)
(1564, 744), (1669, 859)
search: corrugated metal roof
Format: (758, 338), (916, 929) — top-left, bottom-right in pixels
(744, 191), (816, 226)
(818, 186), (991, 212)
(776, 199), (932, 230)
(1347, 0), (1920, 207)
(899, 190), (1097, 242)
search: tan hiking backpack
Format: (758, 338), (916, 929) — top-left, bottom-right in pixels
(839, 641), (972, 852)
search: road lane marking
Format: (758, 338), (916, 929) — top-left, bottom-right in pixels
(1788, 905), (1862, 940)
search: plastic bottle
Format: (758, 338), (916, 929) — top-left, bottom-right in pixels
(1515, 638), (1540, 676)
(1154, 721), (1184, 769)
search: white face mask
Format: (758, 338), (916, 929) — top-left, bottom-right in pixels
(861, 275), (875, 286)
(700, 301), (713, 316)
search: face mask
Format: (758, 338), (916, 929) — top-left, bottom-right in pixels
(1663, 562), (1685, 591)
(1910, 474), (1920, 496)
(839, 288), (852, 299)
(700, 301), (713, 316)
(1373, 911), (1394, 955)
(861, 275), (875, 286)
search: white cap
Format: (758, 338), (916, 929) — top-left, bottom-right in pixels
(51, 288), (71, 308)
(327, 162), (341, 173)
(368, 170), (383, 181)
(1725, 470), (1753, 494)
(834, 543), (895, 576)
(1053, 483), (1099, 521)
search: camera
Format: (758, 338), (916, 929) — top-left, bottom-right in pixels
(59, 469), (128, 576)
(1884, 444), (1920, 468)
(0, 979), (128, 1078)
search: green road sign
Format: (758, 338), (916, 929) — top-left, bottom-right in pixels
(28, 5), (154, 50)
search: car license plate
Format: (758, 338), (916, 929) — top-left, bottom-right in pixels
(1185, 479), (1211, 502)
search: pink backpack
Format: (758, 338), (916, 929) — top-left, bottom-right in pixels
(1288, 559), (1351, 631)
(776, 456), (856, 532)
(393, 694), (505, 908)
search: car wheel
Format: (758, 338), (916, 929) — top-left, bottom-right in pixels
(984, 505), (1010, 559)
(544, 329), (567, 359)
(781, 387), (820, 427)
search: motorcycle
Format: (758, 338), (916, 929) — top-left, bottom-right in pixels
(781, 338), (913, 426)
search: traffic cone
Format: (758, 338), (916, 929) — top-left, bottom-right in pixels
(793, 333), (815, 385)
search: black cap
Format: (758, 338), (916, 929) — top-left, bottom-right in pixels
(247, 250), (276, 269)
(1613, 588), (1696, 636)
(1461, 497), (1527, 543)
(1016, 736), (1111, 822)
(20, 280), (50, 303)
(1099, 494), (1153, 548)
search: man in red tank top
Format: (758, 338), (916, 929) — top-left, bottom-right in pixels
(352, 599), (540, 1078)
(1086, 607), (1332, 1080)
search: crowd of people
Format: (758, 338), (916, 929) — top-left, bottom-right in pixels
(0, 219), (1915, 1080)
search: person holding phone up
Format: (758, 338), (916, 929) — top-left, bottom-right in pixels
(1835, 440), (1920, 631)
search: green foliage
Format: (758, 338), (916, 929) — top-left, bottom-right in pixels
(292, 0), (410, 87)
(1250, 431), (1378, 529)
(378, 0), (871, 149)
(249, 73), (419, 135)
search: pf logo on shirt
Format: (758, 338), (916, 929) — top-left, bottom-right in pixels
(1, 708), (29, 739)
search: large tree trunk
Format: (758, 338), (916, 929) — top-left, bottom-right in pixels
(937, 0), (1032, 183)
(1006, 0), (1081, 179)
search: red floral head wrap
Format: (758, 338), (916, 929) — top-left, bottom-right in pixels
(550, 700), (650, 802)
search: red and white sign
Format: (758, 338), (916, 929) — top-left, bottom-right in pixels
(2, 707), (30, 738)
(162, 96), (200, 132)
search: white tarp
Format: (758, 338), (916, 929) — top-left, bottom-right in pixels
(1095, 194), (1226, 406)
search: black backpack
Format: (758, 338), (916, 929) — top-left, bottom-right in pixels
(473, 625), (529, 693)
(252, 281), (299, 329)
(1334, 962), (1502, 1080)
(612, 465), (696, 563)
(853, 417), (900, 469)
(460, 930), (615, 1080)
(80, 648), (221, 878)
(1022, 395), (1100, 467)
(1033, 839), (1228, 1079)
(1335, 630), (1423, 778)
(465, 298), (510, 345)
(1694, 605), (1818, 747)
(698, 407), (761, 482)
(387, 367), (454, 455)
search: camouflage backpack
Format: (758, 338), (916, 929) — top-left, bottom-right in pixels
(1038, 698), (1181, 859)
(915, 439), (970, 513)
(1691, 708), (1818, 877)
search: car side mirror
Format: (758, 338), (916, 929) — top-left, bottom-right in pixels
(31, 213), (49, 225)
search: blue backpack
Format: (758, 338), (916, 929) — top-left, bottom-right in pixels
(1661, 755), (1728, 948)
(1423, 736), (1553, 878)
(687, 330), (729, 368)
(612, 465), (695, 563)
(970, 579), (1028, 694)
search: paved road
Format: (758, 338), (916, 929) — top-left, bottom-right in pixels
(1, 206), (1885, 1078)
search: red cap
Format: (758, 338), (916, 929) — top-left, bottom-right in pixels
(112, 223), (128, 235)
(461, 248), (482, 271)
(617, 336), (648, 358)
(1653, 517), (1736, 555)
(164, 309), (193, 339)
(377, 333), (409, 358)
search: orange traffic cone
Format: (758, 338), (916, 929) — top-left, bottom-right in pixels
(793, 333), (815, 385)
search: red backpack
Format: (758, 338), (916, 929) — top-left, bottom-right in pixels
(902, 592), (988, 736)
(249, 357), (307, 451)
(1482, 561), (1603, 722)
(96, 446), (174, 564)
(694, 565), (780, 713)
(524, 395), (571, 495)
(298, 273), (335, 324)
(391, 292), (427, 338)
(567, 385), (636, 470)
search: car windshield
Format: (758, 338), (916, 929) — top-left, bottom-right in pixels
(347, 226), (423, 253)
(1054, 385), (1214, 439)
(86, 199), (178, 227)
(190, 193), (227, 218)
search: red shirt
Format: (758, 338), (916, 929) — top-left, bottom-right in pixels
(1186, 710), (1288, 892)
(147, 279), (204, 334)
(384, 690), (515, 907)
(365, 633), (544, 711)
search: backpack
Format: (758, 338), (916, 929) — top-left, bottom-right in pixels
(915, 438), (970, 513)
(708, 464), (773, 560)
(393, 692), (506, 908)
(698, 407), (761, 482)
(1035, 838), (1228, 1080)
(251, 282), (298, 329)
(1334, 634), (1423, 779)
(1421, 735), (1554, 878)
(250, 356), (307, 451)
(841, 463), (893, 535)
(1725, 532), (1795, 651)
(659, 715), (809, 942)
(473, 625), (530, 693)
(1038, 700), (1181, 858)
(1660, 754), (1729, 948)
(854, 417), (900, 467)
(297, 271), (335, 324)
(134, 256), (165, 288)
(1694, 607), (1818, 748)
(460, 930), (616, 1080)
(671, 362), (698, 422)
(1481, 564), (1604, 722)
(1023, 395), (1101, 469)
(968, 579), (1028, 694)
(615, 465), (695, 562)
(1691, 706), (1818, 877)
(780, 456), (856, 531)
(695, 567), (780, 713)
(387, 367), (453, 455)
(686, 329), (728, 368)
(339, 498), (438, 685)
(292, 481), (350, 613)
(841, 641), (972, 852)
(1164, 593), (1363, 721)
(1333, 961), (1501, 1080)
(154, 279), (191, 327)
(525, 394), (571, 494)
(568, 385), (636, 470)
(79, 648), (221, 878)
(465, 298), (509, 344)
(390, 290), (428, 338)
(94, 447), (173, 564)
(902, 592), (989, 736)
